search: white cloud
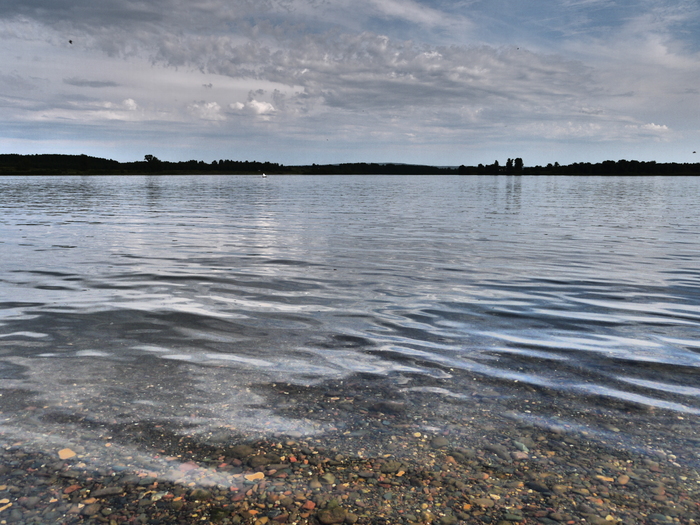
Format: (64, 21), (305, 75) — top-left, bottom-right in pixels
(229, 99), (276, 122)
(28, 97), (145, 123)
(640, 123), (669, 132)
(188, 101), (225, 121)
(231, 99), (275, 115)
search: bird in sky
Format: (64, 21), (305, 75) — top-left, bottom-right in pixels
(69, 40), (73, 44)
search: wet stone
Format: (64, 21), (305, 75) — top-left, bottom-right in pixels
(430, 436), (450, 449)
(81, 503), (101, 516)
(190, 488), (212, 500)
(513, 441), (529, 452)
(137, 476), (157, 486)
(316, 506), (347, 524)
(380, 460), (402, 473)
(439, 514), (458, 525)
(92, 486), (124, 497)
(230, 445), (255, 458)
(249, 453), (281, 468)
(21, 496), (40, 509)
(484, 444), (511, 461)
(648, 514), (673, 523)
(320, 473), (336, 485)
(368, 401), (406, 415)
(451, 447), (476, 461)
(526, 481), (550, 493)
(58, 448), (76, 460)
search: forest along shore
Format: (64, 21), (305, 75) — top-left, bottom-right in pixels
(2, 153), (700, 175)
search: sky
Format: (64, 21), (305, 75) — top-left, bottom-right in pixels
(1, 0), (699, 166)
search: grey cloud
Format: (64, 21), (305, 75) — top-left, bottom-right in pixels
(0, 0), (169, 27)
(64, 77), (120, 88)
(1, 0), (471, 58)
(0, 71), (44, 92)
(182, 31), (598, 117)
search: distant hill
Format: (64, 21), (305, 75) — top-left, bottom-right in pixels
(1, 154), (699, 176)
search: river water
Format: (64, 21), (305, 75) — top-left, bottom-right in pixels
(1, 174), (699, 469)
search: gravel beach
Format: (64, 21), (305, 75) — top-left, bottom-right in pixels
(2, 381), (699, 525)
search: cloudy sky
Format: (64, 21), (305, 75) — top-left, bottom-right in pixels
(1, 0), (699, 166)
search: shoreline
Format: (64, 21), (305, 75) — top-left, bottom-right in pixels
(2, 417), (699, 525)
(2, 374), (699, 524)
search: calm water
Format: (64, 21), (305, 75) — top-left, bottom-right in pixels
(1, 175), (699, 467)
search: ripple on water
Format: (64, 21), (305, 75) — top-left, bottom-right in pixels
(1, 175), (700, 470)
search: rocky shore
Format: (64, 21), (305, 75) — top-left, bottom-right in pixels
(2, 418), (699, 525)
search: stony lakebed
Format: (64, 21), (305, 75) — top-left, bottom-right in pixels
(1, 377), (699, 525)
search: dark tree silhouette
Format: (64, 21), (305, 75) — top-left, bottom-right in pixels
(506, 158), (514, 173)
(1, 154), (699, 176)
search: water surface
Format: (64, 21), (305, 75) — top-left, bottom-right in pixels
(1, 174), (699, 467)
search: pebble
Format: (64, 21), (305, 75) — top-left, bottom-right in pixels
(380, 460), (402, 473)
(513, 441), (529, 452)
(616, 474), (630, 485)
(320, 472), (336, 484)
(81, 503), (101, 516)
(58, 448), (76, 460)
(316, 506), (347, 524)
(484, 443), (511, 461)
(20, 496), (40, 509)
(190, 488), (212, 500)
(430, 436), (449, 449)
(526, 481), (550, 493)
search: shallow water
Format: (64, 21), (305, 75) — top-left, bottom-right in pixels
(1, 174), (699, 467)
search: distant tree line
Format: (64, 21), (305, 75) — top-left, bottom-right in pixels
(458, 158), (525, 175)
(1, 154), (699, 176)
(0, 154), (121, 174)
(525, 159), (699, 176)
